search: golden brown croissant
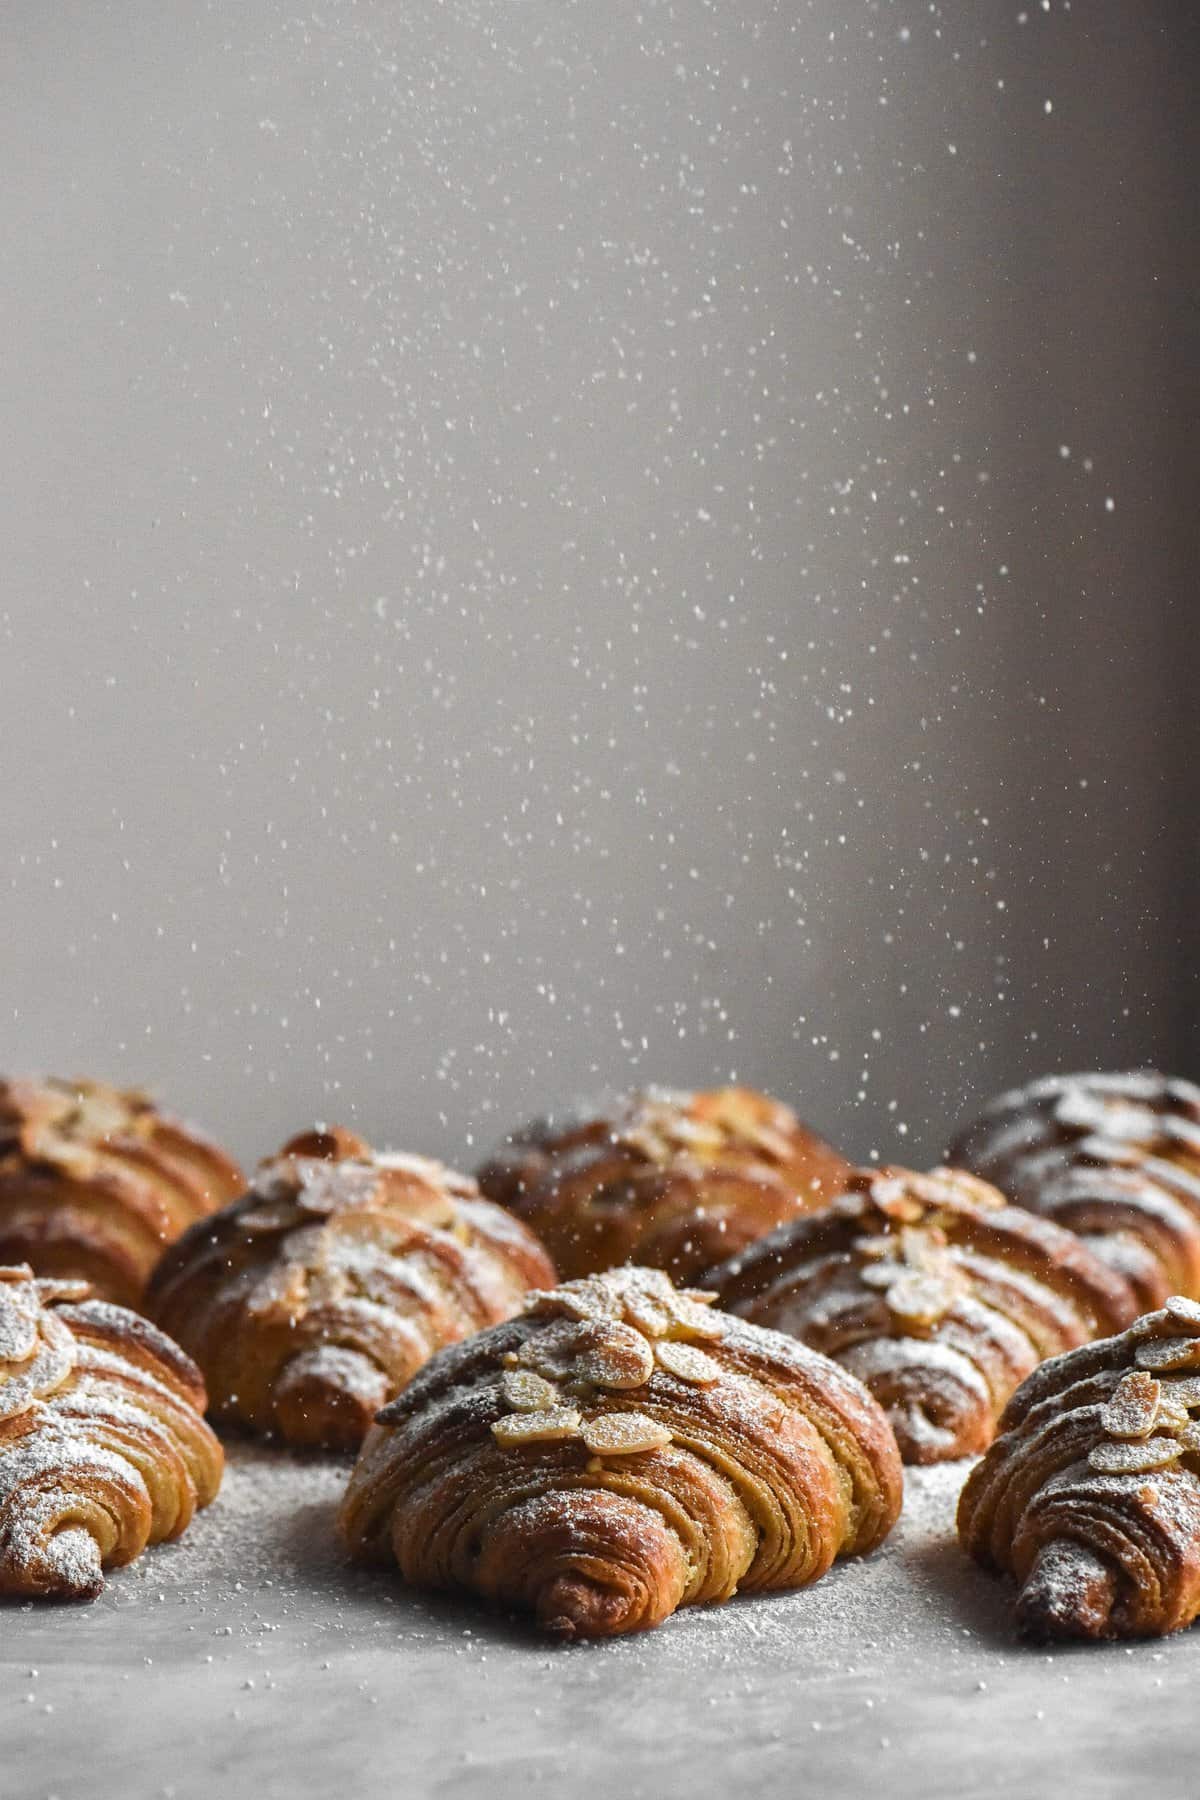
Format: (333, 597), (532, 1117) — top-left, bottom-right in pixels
(338, 1263), (903, 1638)
(146, 1128), (557, 1451)
(709, 1166), (1138, 1463)
(0, 1263), (222, 1598)
(476, 1085), (850, 1283)
(0, 1076), (245, 1308)
(959, 1294), (1200, 1639)
(950, 1070), (1200, 1310)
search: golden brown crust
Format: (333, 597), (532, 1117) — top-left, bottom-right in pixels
(958, 1295), (1200, 1640)
(338, 1264), (903, 1638)
(0, 1077), (245, 1308)
(147, 1128), (557, 1451)
(476, 1086), (850, 1283)
(0, 1263), (222, 1600)
(950, 1070), (1200, 1309)
(710, 1166), (1138, 1464)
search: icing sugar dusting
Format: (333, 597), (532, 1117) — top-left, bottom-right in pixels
(98, 1444), (991, 1668)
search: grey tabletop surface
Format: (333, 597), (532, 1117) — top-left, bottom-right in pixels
(1, 1443), (1191, 1800)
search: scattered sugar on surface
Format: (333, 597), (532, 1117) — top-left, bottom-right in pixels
(4, 1441), (987, 1658)
(3, 1441), (1197, 1795)
(152, 1442), (357, 1593)
(101, 1444), (997, 1666)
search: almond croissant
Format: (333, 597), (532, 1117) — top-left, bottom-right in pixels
(0, 1076), (245, 1308)
(709, 1166), (1137, 1463)
(338, 1264), (903, 1638)
(0, 1263), (222, 1598)
(146, 1128), (557, 1451)
(959, 1295), (1200, 1640)
(476, 1085), (850, 1283)
(950, 1070), (1200, 1310)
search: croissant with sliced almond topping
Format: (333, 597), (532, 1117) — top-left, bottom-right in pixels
(146, 1127), (556, 1451)
(338, 1263), (903, 1638)
(0, 1263), (222, 1599)
(709, 1167), (1138, 1463)
(959, 1295), (1200, 1640)
(476, 1085), (851, 1283)
(0, 1076), (245, 1308)
(950, 1070), (1200, 1310)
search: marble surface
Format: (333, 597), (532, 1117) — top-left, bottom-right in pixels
(1, 1443), (1192, 1800)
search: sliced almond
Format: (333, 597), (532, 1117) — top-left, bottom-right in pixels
(0, 1309), (77, 1421)
(653, 1107), (724, 1154)
(1156, 1395), (1192, 1433)
(581, 1411), (673, 1456)
(500, 1369), (560, 1412)
(620, 1289), (674, 1339)
(236, 1204), (297, 1235)
(1088, 1435), (1183, 1476)
(745, 1122), (797, 1163)
(886, 1271), (955, 1330)
(574, 1320), (655, 1390)
(552, 1292), (608, 1324)
(1135, 1337), (1200, 1374)
(655, 1341), (722, 1386)
(898, 1225), (945, 1269)
(679, 1286), (719, 1308)
(0, 1287), (39, 1363)
(491, 1405), (582, 1447)
(1100, 1370), (1161, 1440)
(666, 1295), (726, 1342)
(624, 1124), (676, 1164)
(871, 1183), (924, 1224)
(538, 1274), (620, 1324)
(1158, 1374), (1200, 1412)
(32, 1277), (91, 1306)
(934, 1172), (1005, 1213)
(245, 1262), (309, 1322)
(1165, 1296), (1200, 1331)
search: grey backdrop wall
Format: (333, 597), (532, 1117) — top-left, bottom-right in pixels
(2, 0), (1197, 1172)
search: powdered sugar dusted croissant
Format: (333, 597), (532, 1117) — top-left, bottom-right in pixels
(147, 1128), (557, 1451)
(709, 1166), (1138, 1463)
(476, 1085), (850, 1282)
(950, 1070), (1200, 1309)
(959, 1295), (1200, 1640)
(0, 1264), (222, 1598)
(0, 1076), (245, 1308)
(339, 1264), (903, 1638)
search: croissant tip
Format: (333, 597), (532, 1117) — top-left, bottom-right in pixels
(32, 1526), (106, 1602)
(535, 1573), (647, 1641)
(1015, 1540), (1117, 1642)
(60, 1573), (105, 1603)
(272, 1348), (390, 1452)
(542, 1612), (580, 1641)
